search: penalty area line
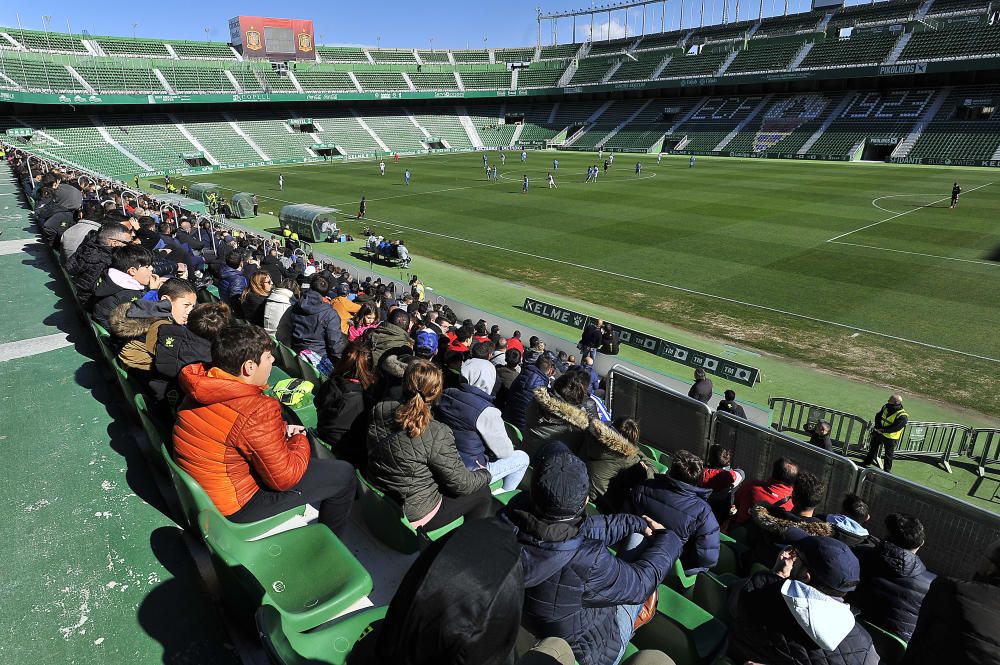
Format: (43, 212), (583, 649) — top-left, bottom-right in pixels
(828, 241), (1000, 267)
(828, 181), (993, 242)
(348, 213), (1000, 364)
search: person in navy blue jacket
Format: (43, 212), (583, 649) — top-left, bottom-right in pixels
(501, 444), (682, 665)
(217, 250), (248, 305)
(625, 449), (720, 576)
(502, 355), (555, 429)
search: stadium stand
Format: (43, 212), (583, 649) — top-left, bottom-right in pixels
(659, 50), (729, 78)
(409, 109), (475, 148)
(169, 40), (239, 60)
(95, 36), (171, 58)
(451, 49), (490, 63)
(354, 71), (410, 91)
(495, 47), (536, 62)
(178, 114), (262, 164)
(805, 89), (934, 157)
(539, 43), (579, 59)
(73, 61), (167, 93)
(408, 71), (460, 90)
(359, 112), (426, 152)
(672, 95), (767, 152)
(316, 45), (369, 63)
(727, 39), (807, 74)
(516, 65), (566, 88)
(896, 21), (1000, 62)
(292, 68), (357, 92)
(458, 70), (512, 89)
(907, 86), (1000, 161)
(569, 55), (619, 85)
(159, 64), (236, 92)
(797, 33), (898, 69)
(417, 49), (451, 63)
(370, 49), (418, 64)
(312, 114), (383, 154)
(724, 93), (834, 154)
(0, 53), (89, 91)
(2, 27), (88, 53)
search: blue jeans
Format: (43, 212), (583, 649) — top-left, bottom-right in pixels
(614, 602), (644, 663)
(487, 450), (530, 491)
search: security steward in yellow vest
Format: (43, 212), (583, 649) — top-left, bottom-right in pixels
(862, 394), (908, 473)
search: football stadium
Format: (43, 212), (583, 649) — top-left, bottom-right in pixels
(1, 0), (999, 663)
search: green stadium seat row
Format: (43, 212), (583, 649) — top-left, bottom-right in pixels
(460, 70), (512, 89)
(517, 66), (565, 88)
(827, 0), (920, 29)
(611, 52), (671, 82)
(451, 49), (490, 63)
(359, 113), (427, 152)
(3, 28), (89, 53)
(370, 49), (417, 64)
(169, 41), (238, 59)
(659, 51), (728, 78)
(727, 40), (804, 74)
(798, 34), (897, 69)
(159, 65), (236, 92)
(495, 47), (536, 63)
(417, 49), (451, 63)
(539, 43), (579, 59)
(410, 110), (474, 148)
(898, 23), (1000, 63)
(634, 33), (685, 51)
(96, 37), (171, 58)
(925, 0), (991, 16)
(311, 115), (384, 154)
(354, 71), (410, 91)
(293, 69), (357, 92)
(72, 62), (166, 93)
(408, 71), (459, 90)
(603, 125), (667, 151)
(0, 56), (87, 91)
(569, 56), (620, 85)
(316, 46), (370, 63)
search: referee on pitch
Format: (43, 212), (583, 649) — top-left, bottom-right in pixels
(951, 182), (961, 209)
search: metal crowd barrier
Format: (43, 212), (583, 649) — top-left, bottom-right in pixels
(971, 429), (1000, 478)
(607, 364), (713, 459)
(768, 397), (872, 455)
(712, 411), (860, 515)
(892, 421), (970, 473)
(856, 468), (1000, 578)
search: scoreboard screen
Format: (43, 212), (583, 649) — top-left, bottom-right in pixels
(229, 16), (314, 60)
(264, 27), (295, 54)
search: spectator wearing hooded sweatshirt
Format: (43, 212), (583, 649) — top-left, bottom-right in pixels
(436, 358), (530, 492)
(626, 449), (720, 575)
(851, 513), (936, 641)
(729, 527), (878, 665)
(290, 275), (345, 365)
(501, 446), (682, 665)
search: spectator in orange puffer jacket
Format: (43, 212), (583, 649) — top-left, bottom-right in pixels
(173, 323), (355, 534)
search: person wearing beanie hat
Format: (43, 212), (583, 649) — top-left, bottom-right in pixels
(436, 358), (530, 492)
(414, 329), (438, 359)
(330, 280), (361, 335)
(500, 446), (683, 665)
(729, 527), (878, 665)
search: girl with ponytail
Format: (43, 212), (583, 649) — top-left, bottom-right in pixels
(367, 360), (493, 531)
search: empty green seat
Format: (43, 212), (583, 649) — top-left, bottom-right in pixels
(199, 510), (372, 633)
(256, 601), (387, 665)
(632, 584), (729, 665)
(355, 470), (463, 553)
(666, 558), (699, 596)
(690, 572), (738, 625)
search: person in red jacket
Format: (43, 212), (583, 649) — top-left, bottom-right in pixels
(173, 323), (355, 534)
(507, 330), (525, 355)
(733, 457), (798, 525)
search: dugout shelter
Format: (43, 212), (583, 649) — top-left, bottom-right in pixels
(279, 203), (340, 242)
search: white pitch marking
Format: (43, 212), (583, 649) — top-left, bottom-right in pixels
(829, 181), (993, 242)
(345, 213), (1000, 364)
(828, 241), (1000, 267)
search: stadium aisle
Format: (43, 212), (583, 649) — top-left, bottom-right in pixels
(0, 173), (241, 664)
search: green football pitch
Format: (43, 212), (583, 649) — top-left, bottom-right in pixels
(167, 152), (1000, 417)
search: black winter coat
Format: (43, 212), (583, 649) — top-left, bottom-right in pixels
(851, 541), (935, 641)
(91, 270), (145, 329)
(66, 233), (113, 308)
(730, 572), (879, 665)
(628, 475), (720, 574)
(152, 325), (212, 403)
(315, 375), (371, 468)
(688, 378), (713, 404)
(901, 575), (1000, 665)
(239, 291), (268, 326)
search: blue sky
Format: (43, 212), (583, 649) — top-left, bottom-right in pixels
(1, 0), (872, 49)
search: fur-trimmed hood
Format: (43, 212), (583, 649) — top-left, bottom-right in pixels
(751, 504), (833, 539)
(532, 387), (590, 430)
(380, 351), (413, 380)
(108, 298), (172, 339)
(587, 418), (639, 457)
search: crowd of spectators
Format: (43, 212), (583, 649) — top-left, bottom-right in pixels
(7, 145), (999, 665)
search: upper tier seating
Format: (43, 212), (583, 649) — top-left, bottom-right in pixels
(659, 51), (728, 78)
(829, 0), (920, 28)
(897, 23), (1000, 62)
(417, 50), (451, 63)
(797, 34), (897, 69)
(590, 38), (638, 55)
(170, 42), (238, 60)
(753, 13), (823, 38)
(635, 32), (685, 51)
(258, 69), (298, 92)
(408, 72), (459, 90)
(495, 47), (535, 62)
(610, 52), (672, 82)
(452, 50), (490, 63)
(3, 29), (87, 53)
(159, 65), (235, 92)
(0, 56), (85, 91)
(317, 46), (369, 63)
(370, 49), (417, 64)
(569, 56), (618, 85)
(96, 37), (170, 58)
(727, 40), (805, 74)
(517, 66), (565, 88)
(460, 71), (512, 89)
(354, 72), (410, 91)
(74, 62), (165, 93)
(539, 43), (579, 59)
(292, 69), (357, 92)
(925, 0), (991, 16)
